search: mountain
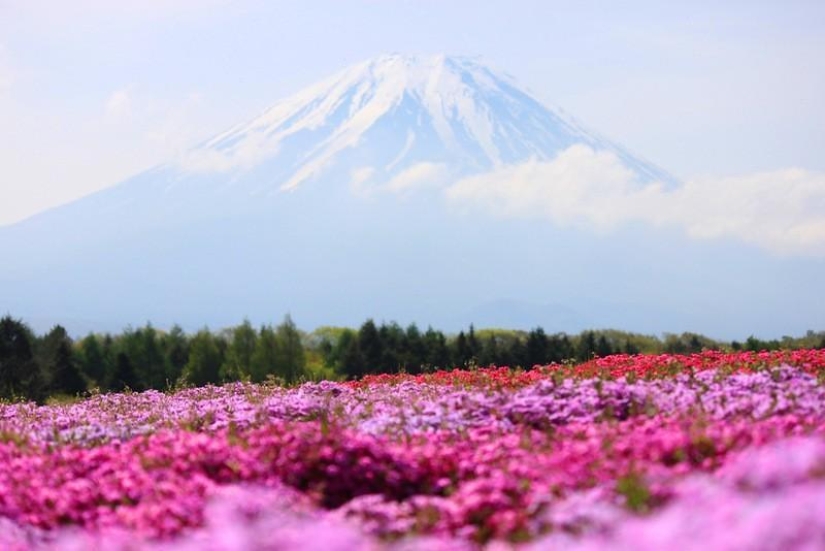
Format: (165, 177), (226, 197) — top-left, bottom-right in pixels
(179, 53), (675, 194)
(1, 54), (822, 338)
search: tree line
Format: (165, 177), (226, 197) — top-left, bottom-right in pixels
(1, 314), (824, 402)
(0, 315), (306, 403)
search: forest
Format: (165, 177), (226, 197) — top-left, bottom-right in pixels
(1, 314), (824, 402)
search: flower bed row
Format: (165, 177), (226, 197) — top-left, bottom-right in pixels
(352, 349), (825, 388)
(3, 365), (824, 445)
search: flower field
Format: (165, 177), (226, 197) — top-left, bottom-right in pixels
(2, 350), (825, 549)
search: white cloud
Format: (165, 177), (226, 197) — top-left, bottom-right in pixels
(445, 144), (825, 257)
(385, 162), (450, 193)
(348, 162), (452, 197)
(668, 169), (825, 256)
(445, 145), (658, 231)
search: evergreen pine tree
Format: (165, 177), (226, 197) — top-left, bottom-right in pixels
(595, 334), (613, 357)
(507, 337), (528, 368)
(378, 322), (403, 373)
(99, 334), (116, 391)
(220, 319), (257, 381)
(117, 327), (152, 390)
(78, 334), (107, 386)
(0, 316), (45, 401)
(452, 331), (471, 367)
(478, 335), (500, 367)
(623, 340), (641, 355)
(250, 325), (278, 383)
(163, 325), (189, 383)
(274, 314), (306, 384)
(121, 325), (167, 390)
(38, 327), (82, 394)
(50, 338), (87, 396)
(110, 352), (138, 392)
(526, 327), (550, 367)
(467, 325), (480, 364)
(358, 320), (383, 374)
(423, 327), (450, 370)
(181, 329), (223, 387)
(337, 329), (366, 379)
(36, 326), (86, 397)
(547, 333), (574, 363)
(576, 331), (598, 361)
(404, 323), (425, 374)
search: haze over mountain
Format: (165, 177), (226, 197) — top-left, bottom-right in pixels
(1, 54), (822, 339)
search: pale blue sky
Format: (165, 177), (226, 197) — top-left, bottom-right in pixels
(1, 0), (823, 225)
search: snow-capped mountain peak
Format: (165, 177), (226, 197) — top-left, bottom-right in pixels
(176, 53), (674, 194)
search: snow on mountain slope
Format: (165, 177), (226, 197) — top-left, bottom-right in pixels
(172, 53), (676, 196)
